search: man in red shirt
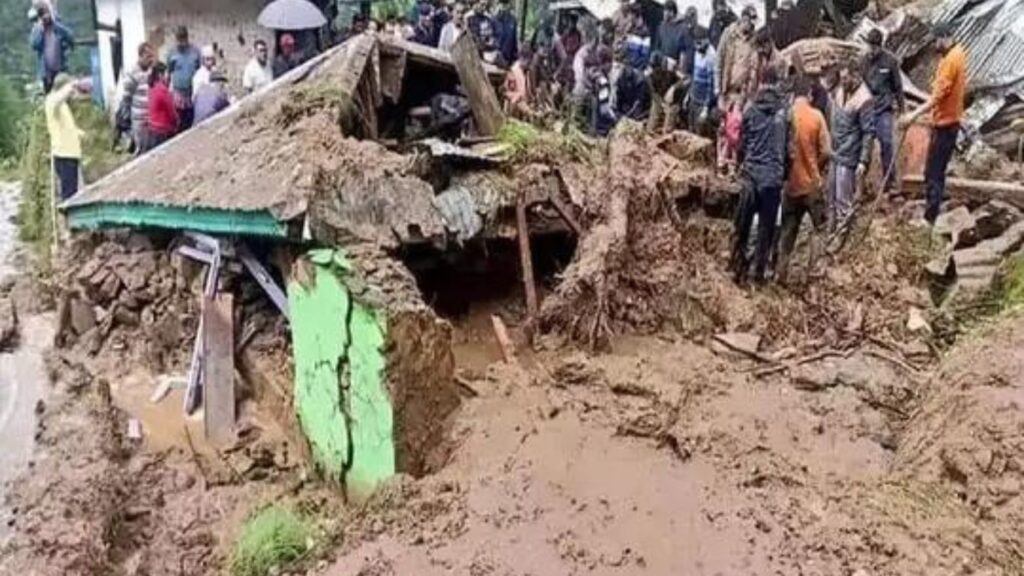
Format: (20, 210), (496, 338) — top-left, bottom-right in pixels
(147, 61), (178, 149)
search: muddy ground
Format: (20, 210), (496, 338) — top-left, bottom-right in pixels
(323, 315), (1023, 576)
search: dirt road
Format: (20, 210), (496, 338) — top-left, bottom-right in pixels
(0, 182), (50, 513)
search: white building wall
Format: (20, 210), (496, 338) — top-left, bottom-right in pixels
(95, 0), (146, 107)
(144, 0), (273, 97)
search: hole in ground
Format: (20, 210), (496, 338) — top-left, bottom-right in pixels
(399, 232), (577, 373)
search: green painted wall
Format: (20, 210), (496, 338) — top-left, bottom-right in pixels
(287, 248), (395, 494)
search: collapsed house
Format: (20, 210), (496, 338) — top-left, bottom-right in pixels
(58, 34), (537, 497)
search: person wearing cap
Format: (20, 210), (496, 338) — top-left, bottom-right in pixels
(193, 70), (231, 124)
(167, 26), (201, 130)
(147, 61), (178, 149)
(44, 74), (89, 200)
(192, 45), (217, 96)
(492, 0), (518, 66)
(30, 1), (75, 94)
(614, 43), (650, 121)
(861, 28), (904, 195)
(717, 4), (757, 109)
(708, 0), (737, 49)
(273, 34), (302, 78)
(731, 65), (789, 285)
(646, 51), (683, 134)
(243, 39), (273, 94)
(900, 25), (967, 225)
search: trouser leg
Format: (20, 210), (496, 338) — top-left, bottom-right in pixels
(834, 164), (857, 227)
(53, 157), (80, 201)
(753, 186), (781, 282)
(875, 110), (896, 193)
(924, 124), (959, 224)
(648, 93), (665, 133)
(731, 180), (757, 280)
(776, 196), (804, 284)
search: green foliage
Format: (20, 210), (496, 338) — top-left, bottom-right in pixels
(230, 506), (312, 576)
(497, 118), (593, 163)
(0, 0), (95, 87)
(0, 75), (27, 159)
(18, 107), (51, 256)
(998, 253), (1024, 310)
(17, 99), (127, 264)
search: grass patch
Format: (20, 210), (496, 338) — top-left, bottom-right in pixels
(997, 253), (1024, 310)
(497, 118), (594, 164)
(230, 505), (312, 576)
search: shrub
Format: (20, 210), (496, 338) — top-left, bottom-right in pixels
(230, 506), (312, 576)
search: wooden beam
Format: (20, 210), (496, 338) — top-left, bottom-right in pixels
(902, 175), (1024, 210)
(451, 33), (506, 137)
(203, 293), (235, 445)
(516, 197), (539, 318)
(491, 314), (516, 364)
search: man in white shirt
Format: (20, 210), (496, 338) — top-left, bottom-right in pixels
(438, 3), (465, 52)
(192, 45), (216, 95)
(242, 39), (273, 94)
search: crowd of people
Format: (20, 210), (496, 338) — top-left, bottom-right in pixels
(728, 25), (966, 286)
(114, 26), (313, 155)
(31, 0), (968, 281)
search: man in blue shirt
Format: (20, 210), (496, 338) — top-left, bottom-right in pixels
(167, 26), (202, 129)
(29, 1), (75, 93)
(492, 0), (518, 67)
(687, 29), (716, 135)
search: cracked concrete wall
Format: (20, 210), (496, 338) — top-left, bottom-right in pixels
(288, 249), (395, 496)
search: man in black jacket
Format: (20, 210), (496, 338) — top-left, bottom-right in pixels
(731, 66), (789, 284)
(862, 29), (904, 195)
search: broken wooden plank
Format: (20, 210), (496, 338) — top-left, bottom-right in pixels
(902, 174), (1024, 210)
(491, 314), (516, 364)
(516, 197), (539, 317)
(203, 293), (235, 445)
(548, 195), (583, 236)
(451, 33), (506, 137)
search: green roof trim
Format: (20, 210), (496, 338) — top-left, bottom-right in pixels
(66, 202), (288, 238)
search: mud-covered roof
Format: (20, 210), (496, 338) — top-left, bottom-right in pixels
(62, 35), (505, 238)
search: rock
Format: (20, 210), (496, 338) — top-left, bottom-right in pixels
(924, 254), (954, 282)
(906, 307), (931, 334)
(711, 332), (763, 358)
(933, 206), (978, 248)
(69, 297), (97, 336)
(0, 296), (18, 351)
(974, 200), (1022, 241)
(790, 364), (837, 391)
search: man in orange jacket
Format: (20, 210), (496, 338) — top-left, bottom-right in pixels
(777, 75), (831, 285)
(900, 25), (967, 224)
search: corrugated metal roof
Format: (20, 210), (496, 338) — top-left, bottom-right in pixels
(934, 0), (1024, 86)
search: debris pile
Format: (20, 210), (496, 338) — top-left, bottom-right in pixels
(53, 232), (289, 380)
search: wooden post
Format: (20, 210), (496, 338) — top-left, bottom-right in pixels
(451, 33), (506, 137)
(203, 293), (235, 445)
(516, 197), (539, 318)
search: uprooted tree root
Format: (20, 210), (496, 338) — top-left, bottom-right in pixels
(540, 124), (935, 352)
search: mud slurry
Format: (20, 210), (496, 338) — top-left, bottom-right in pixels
(319, 319), (1024, 576)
